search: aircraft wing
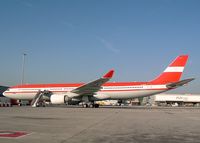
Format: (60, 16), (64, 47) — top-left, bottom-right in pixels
(166, 78), (195, 89)
(71, 70), (114, 95)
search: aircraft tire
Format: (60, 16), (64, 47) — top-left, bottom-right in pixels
(94, 104), (99, 108)
(83, 104), (89, 108)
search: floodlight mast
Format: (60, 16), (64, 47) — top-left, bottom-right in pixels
(21, 53), (27, 85)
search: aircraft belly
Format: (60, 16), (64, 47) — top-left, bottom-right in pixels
(102, 90), (166, 100)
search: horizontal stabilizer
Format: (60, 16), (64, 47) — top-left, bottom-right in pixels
(166, 78), (195, 89)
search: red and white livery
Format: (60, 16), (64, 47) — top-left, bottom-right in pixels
(2, 55), (194, 107)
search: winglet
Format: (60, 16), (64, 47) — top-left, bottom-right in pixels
(103, 70), (114, 79)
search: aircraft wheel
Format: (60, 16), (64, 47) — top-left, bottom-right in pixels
(94, 104), (99, 108)
(89, 104), (94, 108)
(83, 104), (88, 108)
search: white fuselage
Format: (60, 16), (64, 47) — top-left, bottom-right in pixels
(3, 84), (168, 101)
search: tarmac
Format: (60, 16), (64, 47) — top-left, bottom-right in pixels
(0, 106), (200, 143)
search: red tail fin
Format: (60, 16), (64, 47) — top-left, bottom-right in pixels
(150, 55), (189, 84)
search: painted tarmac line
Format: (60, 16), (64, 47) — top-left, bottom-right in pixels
(0, 130), (30, 138)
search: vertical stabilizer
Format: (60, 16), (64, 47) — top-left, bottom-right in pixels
(150, 55), (189, 84)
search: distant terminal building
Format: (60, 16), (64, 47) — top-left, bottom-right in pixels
(147, 94), (200, 107)
(154, 94), (200, 106)
(94, 94), (200, 107)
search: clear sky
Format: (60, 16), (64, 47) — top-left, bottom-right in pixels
(0, 0), (199, 93)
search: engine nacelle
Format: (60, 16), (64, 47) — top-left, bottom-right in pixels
(50, 94), (71, 104)
(92, 93), (110, 100)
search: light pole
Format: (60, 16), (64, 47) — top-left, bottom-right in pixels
(21, 53), (27, 85)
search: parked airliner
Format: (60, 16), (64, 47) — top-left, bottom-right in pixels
(3, 55), (194, 107)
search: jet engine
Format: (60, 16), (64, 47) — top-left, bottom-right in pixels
(50, 94), (71, 104)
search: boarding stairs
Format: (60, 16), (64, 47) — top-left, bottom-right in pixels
(31, 90), (50, 107)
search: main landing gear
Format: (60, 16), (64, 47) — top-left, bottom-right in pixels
(82, 103), (99, 108)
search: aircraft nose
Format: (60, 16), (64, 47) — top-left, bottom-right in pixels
(2, 91), (7, 96)
(3, 91), (9, 98)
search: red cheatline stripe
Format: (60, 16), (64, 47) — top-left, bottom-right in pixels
(11, 82), (157, 89)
